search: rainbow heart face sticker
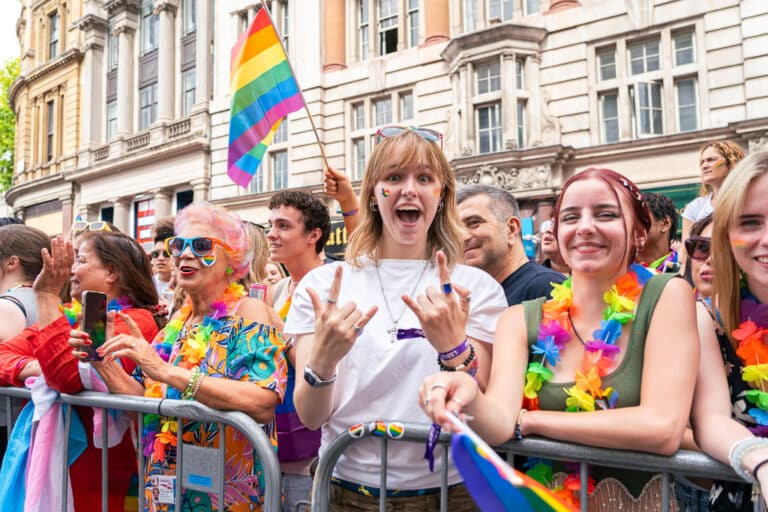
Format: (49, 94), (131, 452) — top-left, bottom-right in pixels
(732, 239), (749, 249)
(381, 187), (390, 198)
(201, 254), (216, 267)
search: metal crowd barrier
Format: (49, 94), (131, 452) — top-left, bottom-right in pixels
(311, 419), (757, 512)
(0, 387), (281, 512)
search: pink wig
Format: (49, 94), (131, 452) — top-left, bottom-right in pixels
(175, 201), (253, 278)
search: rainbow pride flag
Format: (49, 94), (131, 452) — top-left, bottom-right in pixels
(228, 8), (304, 187)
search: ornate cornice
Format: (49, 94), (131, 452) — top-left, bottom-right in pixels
(105, 0), (141, 16)
(75, 13), (109, 33)
(8, 48), (83, 110)
(441, 23), (547, 70)
(153, 0), (179, 15)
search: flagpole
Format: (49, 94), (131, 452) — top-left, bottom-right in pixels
(258, 0), (330, 171)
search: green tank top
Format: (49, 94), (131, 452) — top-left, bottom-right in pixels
(521, 272), (677, 497)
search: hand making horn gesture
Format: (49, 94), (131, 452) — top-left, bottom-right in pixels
(305, 265), (378, 374)
(402, 250), (471, 354)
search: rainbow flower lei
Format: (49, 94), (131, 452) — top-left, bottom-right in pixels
(524, 263), (653, 413)
(142, 282), (246, 462)
(733, 289), (768, 435)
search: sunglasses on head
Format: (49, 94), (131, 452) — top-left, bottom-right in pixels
(71, 221), (111, 236)
(151, 249), (170, 259)
(375, 126), (444, 149)
(165, 237), (233, 258)
(685, 236), (711, 261)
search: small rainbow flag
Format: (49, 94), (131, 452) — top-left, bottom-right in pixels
(227, 7), (304, 188)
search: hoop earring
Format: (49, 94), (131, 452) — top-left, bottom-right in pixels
(437, 201), (444, 212)
(369, 202), (379, 213)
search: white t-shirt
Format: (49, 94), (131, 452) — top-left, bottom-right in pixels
(283, 257), (507, 489)
(682, 194), (713, 223)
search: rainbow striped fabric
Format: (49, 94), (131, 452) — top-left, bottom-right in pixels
(227, 8), (304, 187)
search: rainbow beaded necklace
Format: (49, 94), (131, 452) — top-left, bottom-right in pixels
(524, 263), (654, 412)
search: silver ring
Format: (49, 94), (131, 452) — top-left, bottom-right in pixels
(353, 325), (363, 336)
(325, 296), (337, 304)
(424, 398), (431, 407)
(430, 384), (449, 394)
(463, 295), (472, 303)
(450, 397), (465, 408)
(131, 341), (136, 349)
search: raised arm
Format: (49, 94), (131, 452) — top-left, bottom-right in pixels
(520, 278), (699, 455)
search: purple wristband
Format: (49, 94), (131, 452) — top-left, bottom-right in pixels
(438, 338), (469, 361)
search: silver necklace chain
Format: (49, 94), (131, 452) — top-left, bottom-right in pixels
(375, 260), (430, 343)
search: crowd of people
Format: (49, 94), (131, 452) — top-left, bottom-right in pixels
(0, 131), (766, 512)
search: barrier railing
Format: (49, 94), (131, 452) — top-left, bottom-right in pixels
(311, 419), (756, 512)
(0, 387), (282, 512)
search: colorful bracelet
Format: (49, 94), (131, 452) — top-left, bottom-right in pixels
(438, 344), (475, 372)
(438, 338), (469, 361)
(341, 208), (359, 217)
(182, 367), (202, 400)
(466, 355), (479, 378)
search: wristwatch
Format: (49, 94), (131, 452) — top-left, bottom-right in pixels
(303, 364), (336, 388)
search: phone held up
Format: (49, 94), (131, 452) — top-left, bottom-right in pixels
(81, 290), (108, 361)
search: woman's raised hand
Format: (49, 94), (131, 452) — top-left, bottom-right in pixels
(419, 371), (478, 431)
(96, 312), (167, 381)
(403, 250), (470, 353)
(306, 265), (377, 373)
(33, 235), (73, 297)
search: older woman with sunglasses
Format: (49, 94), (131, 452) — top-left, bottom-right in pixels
(0, 229), (162, 511)
(80, 201), (287, 512)
(691, 150), (768, 511)
(284, 126), (507, 510)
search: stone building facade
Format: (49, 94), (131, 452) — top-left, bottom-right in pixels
(7, 0), (768, 238)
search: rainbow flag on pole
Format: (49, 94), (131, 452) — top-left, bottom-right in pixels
(227, 7), (304, 187)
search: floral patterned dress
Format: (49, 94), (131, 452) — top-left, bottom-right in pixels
(141, 313), (287, 512)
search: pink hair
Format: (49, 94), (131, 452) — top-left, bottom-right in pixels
(175, 201), (253, 278)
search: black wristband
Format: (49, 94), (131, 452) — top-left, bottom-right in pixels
(753, 457), (768, 481)
(438, 344), (475, 371)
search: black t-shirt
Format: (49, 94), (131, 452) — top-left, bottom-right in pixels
(500, 261), (566, 306)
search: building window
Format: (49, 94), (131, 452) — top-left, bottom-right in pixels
(182, 69), (196, 116)
(280, 0), (289, 52)
(141, 0), (159, 54)
(249, 170), (264, 194)
(630, 82), (663, 136)
(139, 83), (158, 129)
(182, 0), (196, 35)
(399, 92), (413, 121)
(464, 0), (476, 32)
(673, 29), (694, 66)
(49, 12), (59, 59)
(476, 60), (501, 94)
(352, 102), (365, 130)
(359, 0), (370, 59)
(378, 0), (398, 55)
(273, 119), (288, 143)
(272, 151), (289, 190)
(525, 0), (541, 15)
(597, 46), (616, 80)
(107, 25), (118, 70)
(238, 12), (250, 34)
(106, 100), (117, 140)
(516, 100), (526, 148)
(46, 100), (55, 161)
(515, 57), (525, 89)
(599, 92), (619, 143)
(676, 78), (698, 132)
(352, 137), (366, 180)
(477, 103), (502, 154)
(628, 38), (660, 75)
(488, 0), (513, 21)
(407, 0), (418, 47)
(373, 97), (392, 126)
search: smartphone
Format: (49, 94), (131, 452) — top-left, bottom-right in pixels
(249, 283), (267, 301)
(81, 291), (108, 361)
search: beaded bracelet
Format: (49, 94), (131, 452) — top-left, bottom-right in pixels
(438, 338), (469, 361)
(438, 344), (475, 372)
(182, 367), (202, 400)
(728, 437), (768, 483)
(514, 409), (528, 440)
(190, 373), (205, 400)
(466, 355), (479, 378)
(341, 208), (359, 217)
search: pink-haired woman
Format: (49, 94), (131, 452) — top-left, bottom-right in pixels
(77, 202), (287, 512)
